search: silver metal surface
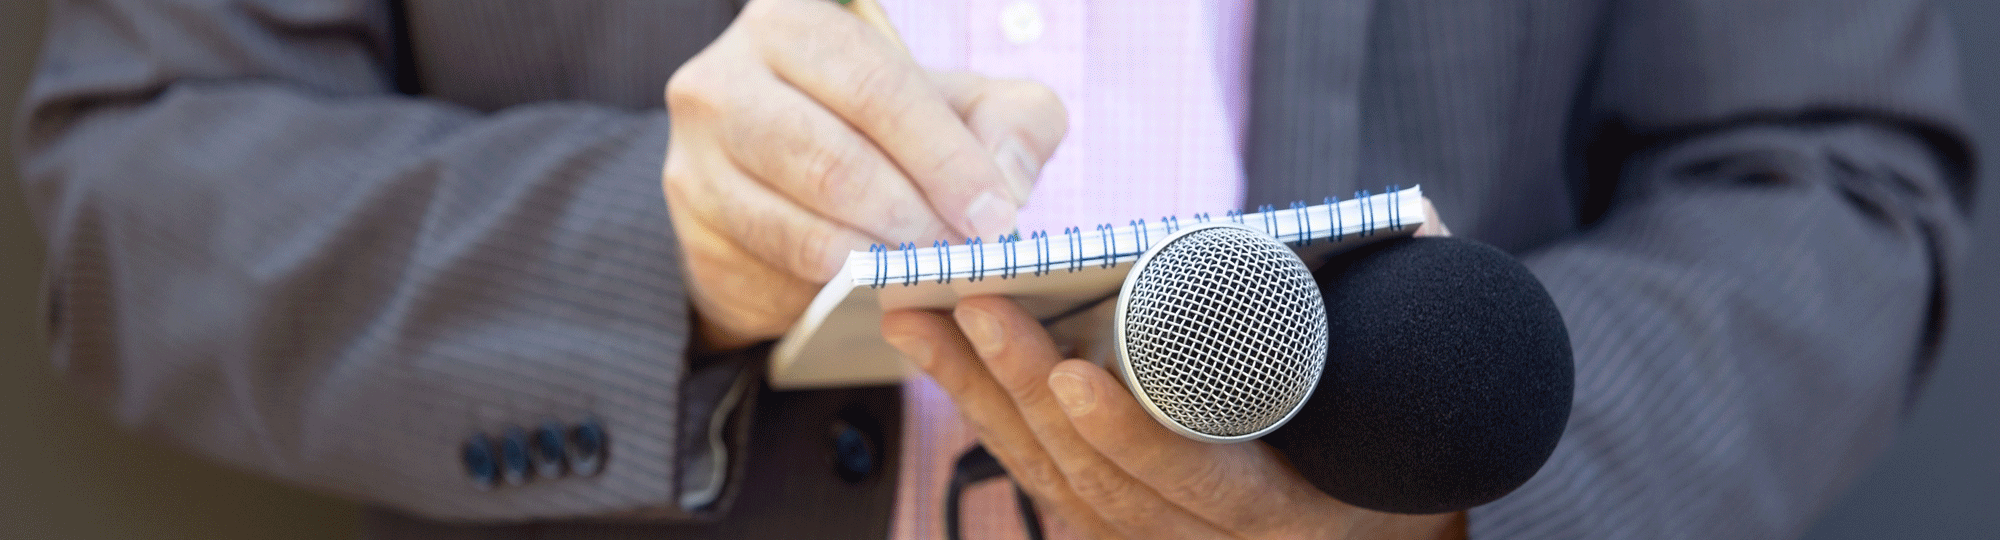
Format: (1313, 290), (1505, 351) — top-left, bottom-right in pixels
(1113, 223), (1328, 443)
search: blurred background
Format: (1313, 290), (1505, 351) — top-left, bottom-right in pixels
(1, 1), (1993, 539)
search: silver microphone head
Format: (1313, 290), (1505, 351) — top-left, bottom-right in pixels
(1113, 223), (1328, 443)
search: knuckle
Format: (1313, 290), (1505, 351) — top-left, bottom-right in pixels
(1062, 460), (1134, 503)
(660, 163), (696, 202)
(1012, 458), (1070, 499)
(843, 59), (915, 120)
(936, 365), (986, 398)
(664, 63), (723, 118)
(918, 141), (990, 182)
(998, 370), (1049, 403)
(877, 202), (941, 244)
(785, 228), (840, 280)
(737, 212), (795, 267)
(738, 208), (830, 281)
(796, 139), (873, 204)
(662, 152), (727, 216)
(1158, 459), (1229, 513)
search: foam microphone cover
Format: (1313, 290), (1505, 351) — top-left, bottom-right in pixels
(1263, 236), (1574, 515)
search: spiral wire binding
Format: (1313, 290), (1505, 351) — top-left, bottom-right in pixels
(1258, 204), (1278, 240)
(1388, 183), (1402, 229)
(1290, 201), (1310, 245)
(966, 237), (984, 282)
(1354, 189), (1372, 236)
(860, 188), (1413, 287)
(1098, 223), (1117, 268)
(1002, 232), (1020, 279)
(934, 240), (952, 284)
(869, 244), (889, 289)
(1324, 197), (1341, 242)
(1064, 226), (1084, 272)
(1031, 231), (1051, 276)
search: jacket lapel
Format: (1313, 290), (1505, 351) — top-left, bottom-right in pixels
(1244, 0), (1376, 207)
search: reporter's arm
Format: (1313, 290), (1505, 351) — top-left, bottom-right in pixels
(17, 0), (716, 521)
(1475, 1), (1975, 537)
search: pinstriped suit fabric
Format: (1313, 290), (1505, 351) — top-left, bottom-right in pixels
(19, 0), (715, 521)
(15, 0), (1973, 538)
(1245, 2), (1972, 538)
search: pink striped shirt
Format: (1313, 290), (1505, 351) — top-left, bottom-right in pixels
(877, 1), (1255, 537)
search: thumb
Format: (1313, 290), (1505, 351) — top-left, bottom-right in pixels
(930, 71), (1069, 208)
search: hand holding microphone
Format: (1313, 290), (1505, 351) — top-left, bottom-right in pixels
(1110, 223), (1573, 515)
(880, 200), (1555, 538)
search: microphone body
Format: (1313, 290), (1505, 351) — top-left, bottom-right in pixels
(1111, 231), (1573, 515)
(1263, 236), (1573, 514)
(1111, 223), (1328, 443)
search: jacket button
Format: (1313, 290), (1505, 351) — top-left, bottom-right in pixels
(569, 419), (606, 476)
(499, 427), (532, 486)
(831, 420), (876, 483)
(533, 422), (568, 479)
(462, 434), (498, 490)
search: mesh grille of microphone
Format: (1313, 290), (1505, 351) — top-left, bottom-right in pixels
(1120, 226), (1327, 439)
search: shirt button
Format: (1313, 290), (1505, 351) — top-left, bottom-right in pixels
(1000, 0), (1045, 45)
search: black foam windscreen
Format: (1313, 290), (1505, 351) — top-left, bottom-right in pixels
(1262, 236), (1574, 515)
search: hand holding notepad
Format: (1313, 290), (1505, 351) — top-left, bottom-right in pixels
(771, 186), (1428, 389)
(659, 0), (1067, 350)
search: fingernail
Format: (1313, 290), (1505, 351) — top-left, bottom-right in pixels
(954, 306), (1003, 358)
(993, 138), (1038, 204)
(962, 191), (1017, 237)
(1049, 372), (1094, 416)
(884, 332), (935, 370)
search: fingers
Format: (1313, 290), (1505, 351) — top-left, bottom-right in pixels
(941, 298), (1226, 539)
(1049, 360), (1351, 536)
(929, 72), (1069, 201)
(664, 130), (876, 282)
(880, 309), (1125, 538)
(663, 112), (870, 348)
(705, 71), (956, 246)
(744, 0), (1032, 237)
(660, 0), (1070, 348)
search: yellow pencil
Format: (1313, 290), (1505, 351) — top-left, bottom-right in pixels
(837, 0), (908, 51)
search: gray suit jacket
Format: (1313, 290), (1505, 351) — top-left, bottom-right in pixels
(14, 0), (1974, 538)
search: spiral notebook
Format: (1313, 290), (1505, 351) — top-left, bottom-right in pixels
(769, 185), (1427, 389)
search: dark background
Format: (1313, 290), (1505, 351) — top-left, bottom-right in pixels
(1, 2), (1992, 538)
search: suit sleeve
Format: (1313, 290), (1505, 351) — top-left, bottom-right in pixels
(1471, 1), (1975, 538)
(14, 0), (720, 521)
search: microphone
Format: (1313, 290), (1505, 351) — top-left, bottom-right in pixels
(1111, 225), (1573, 515)
(1263, 236), (1573, 514)
(1111, 223), (1329, 443)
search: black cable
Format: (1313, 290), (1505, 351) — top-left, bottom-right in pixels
(946, 444), (1045, 540)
